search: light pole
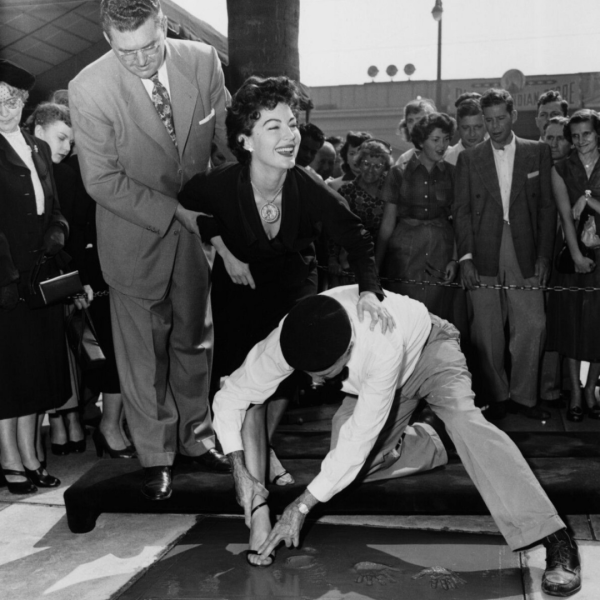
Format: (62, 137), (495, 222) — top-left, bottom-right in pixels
(431, 0), (443, 110)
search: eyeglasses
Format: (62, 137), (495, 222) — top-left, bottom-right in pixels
(360, 159), (386, 171)
(116, 40), (162, 62)
(0, 96), (22, 110)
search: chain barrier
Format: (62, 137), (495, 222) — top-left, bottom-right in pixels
(318, 265), (600, 293)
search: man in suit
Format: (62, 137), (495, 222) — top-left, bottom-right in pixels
(453, 88), (556, 421)
(69, 0), (230, 501)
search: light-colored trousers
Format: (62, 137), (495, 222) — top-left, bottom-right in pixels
(331, 314), (564, 551)
(109, 230), (216, 467)
(469, 222), (546, 406)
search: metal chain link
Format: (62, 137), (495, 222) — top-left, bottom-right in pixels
(318, 265), (600, 292)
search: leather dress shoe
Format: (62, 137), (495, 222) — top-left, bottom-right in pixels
(141, 466), (172, 501)
(483, 401), (508, 421)
(190, 448), (231, 473)
(542, 529), (581, 597)
(507, 400), (551, 421)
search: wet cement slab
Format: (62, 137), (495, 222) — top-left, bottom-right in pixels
(118, 517), (523, 600)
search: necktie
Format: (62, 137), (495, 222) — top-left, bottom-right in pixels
(150, 73), (177, 147)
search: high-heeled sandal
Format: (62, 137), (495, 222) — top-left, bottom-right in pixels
(245, 501), (275, 567)
(1, 469), (38, 494)
(68, 439), (86, 454)
(93, 429), (136, 459)
(24, 466), (60, 488)
(268, 446), (294, 486)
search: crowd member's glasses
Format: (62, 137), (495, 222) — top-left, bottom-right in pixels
(360, 159), (387, 171)
(0, 96), (22, 110)
(116, 40), (162, 62)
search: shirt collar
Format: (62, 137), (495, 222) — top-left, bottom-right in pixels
(491, 133), (516, 154)
(406, 151), (447, 175)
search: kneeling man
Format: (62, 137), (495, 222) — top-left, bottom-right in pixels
(213, 285), (580, 597)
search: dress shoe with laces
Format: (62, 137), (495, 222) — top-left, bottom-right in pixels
(507, 400), (551, 420)
(188, 448), (231, 473)
(141, 466), (172, 501)
(542, 529), (581, 597)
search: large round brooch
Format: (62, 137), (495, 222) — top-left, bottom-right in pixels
(260, 202), (280, 223)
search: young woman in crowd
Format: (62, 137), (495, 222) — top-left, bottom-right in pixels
(376, 112), (459, 323)
(546, 109), (600, 421)
(327, 130), (372, 191)
(28, 101), (135, 459)
(0, 60), (65, 494)
(178, 75), (389, 566)
(395, 97), (437, 169)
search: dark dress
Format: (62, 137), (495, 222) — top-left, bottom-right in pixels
(57, 156), (121, 394)
(0, 131), (71, 419)
(178, 163), (382, 393)
(380, 155), (458, 323)
(546, 153), (600, 361)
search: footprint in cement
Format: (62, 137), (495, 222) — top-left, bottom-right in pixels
(284, 555), (316, 569)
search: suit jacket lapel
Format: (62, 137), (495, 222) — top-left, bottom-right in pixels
(474, 141), (503, 208)
(24, 133), (54, 214)
(510, 137), (529, 206)
(121, 63), (179, 163)
(167, 43), (201, 155)
(0, 132), (27, 170)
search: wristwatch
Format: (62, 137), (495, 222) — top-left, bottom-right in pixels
(297, 502), (310, 515)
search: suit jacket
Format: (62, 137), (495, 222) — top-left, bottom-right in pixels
(69, 39), (229, 298)
(453, 136), (556, 279)
(0, 132), (67, 285)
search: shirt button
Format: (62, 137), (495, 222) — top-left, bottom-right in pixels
(177, 168), (183, 175)
(174, 230), (179, 236)
(424, 181), (428, 185)
(424, 195), (428, 198)
(425, 208), (428, 211)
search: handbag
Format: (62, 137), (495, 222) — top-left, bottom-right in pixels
(555, 210), (597, 274)
(66, 307), (106, 370)
(28, 251), (84, 308)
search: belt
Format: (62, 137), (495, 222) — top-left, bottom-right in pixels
(402, 206), (448, 220)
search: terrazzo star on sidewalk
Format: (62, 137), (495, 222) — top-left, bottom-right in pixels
(213, 285), (581, 597)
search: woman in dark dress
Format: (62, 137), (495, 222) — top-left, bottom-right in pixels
(178, 76), (391, 566)
(0, 60), (64, 494)
(28, 101), (135, 458)
(547, 109), (600, 421)
(376, 113), (459, 323)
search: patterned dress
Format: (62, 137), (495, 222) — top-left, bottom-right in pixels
(338, 178), (385, 242)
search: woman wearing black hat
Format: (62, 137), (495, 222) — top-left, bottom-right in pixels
(0, 59), (67, 493)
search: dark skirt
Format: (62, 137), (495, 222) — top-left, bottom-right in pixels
(210, 256), (317, 396)
(546, 245), (600, 362)
(0, 299), (71, 419)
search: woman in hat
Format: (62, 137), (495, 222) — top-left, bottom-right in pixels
(0, 59), (67, 493)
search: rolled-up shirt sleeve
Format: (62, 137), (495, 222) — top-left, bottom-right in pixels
(213, 325), (294, 454)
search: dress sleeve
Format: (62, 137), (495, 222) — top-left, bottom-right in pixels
(313, 180), (383, 297)
(381, 165), (403, 205)
(177, 172), (221, 242)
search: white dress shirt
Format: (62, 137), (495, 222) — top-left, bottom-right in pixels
(213, 285), (432, 503)
(444, 139), (464, 167)
(491, 133), (516, 222)
(141, 60), (171, 98)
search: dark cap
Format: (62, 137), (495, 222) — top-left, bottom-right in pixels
(280, 295), (351, 372)
(0, 59), (35, 91)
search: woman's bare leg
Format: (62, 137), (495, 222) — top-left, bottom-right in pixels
(100, 393), (129, 450)
(17, 413), (42, 471)
(241, 403), (273, 566)
(0, 417), (27, 482)
(266, 396), (294, 485)
(566, 359), (582, 410)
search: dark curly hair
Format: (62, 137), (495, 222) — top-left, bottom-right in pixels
(563, 109), (600, 145)
(25, 102), (71, 132)
(226, 75), (300, 165)
(537, 90), (568, 116)
(410, 112), (456, 150)
(339, 131), (372, 174)
(481, 88), (514, 114)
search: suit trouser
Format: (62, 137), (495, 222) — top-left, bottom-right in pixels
(331, 315), (564, 551)
(469, 222), (546, 406)
(109, 229), (215, 467)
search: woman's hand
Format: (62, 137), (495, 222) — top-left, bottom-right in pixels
(443, 260), (458, 284)
(572, 195), (588, 221)
(574, 253), (595, 274)
(73, 284), (94, 310)
(222, 252), (256, 289)
(357, 291), (396, 333)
